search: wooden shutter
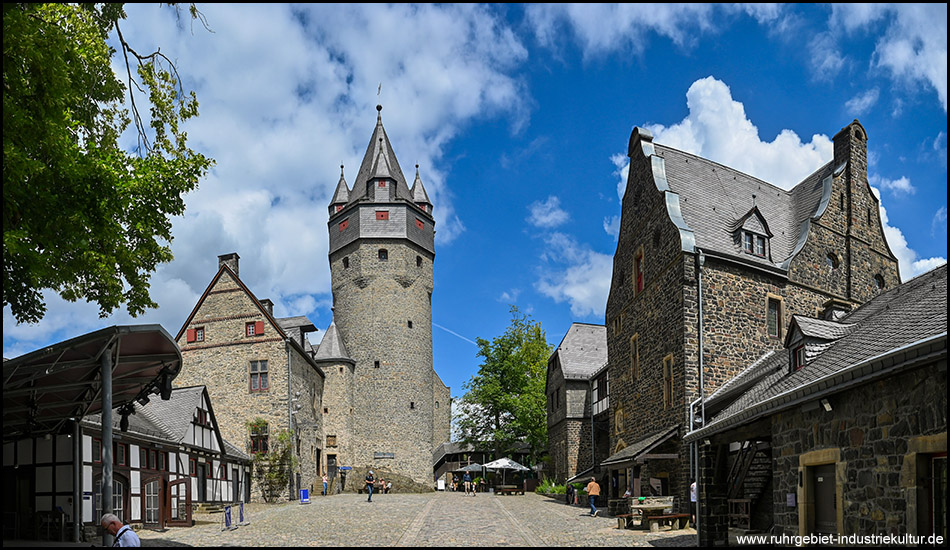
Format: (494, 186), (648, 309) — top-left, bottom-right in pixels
(255, 321), (265, 335)
(186, 328), (196, 343)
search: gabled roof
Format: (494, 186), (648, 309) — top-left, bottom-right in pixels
(785, 315), (856, 346)
(410, 165), (431, 205)
(687, 263), (948, 442)
(550, 323), (607, 381)
(654, 143), (833, 272)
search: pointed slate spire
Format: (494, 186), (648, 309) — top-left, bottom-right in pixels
(329, 164), (350, 215)
(353, 104), (413, 203)
(410, 164), (433, 214)
(313, 319), (352, 362)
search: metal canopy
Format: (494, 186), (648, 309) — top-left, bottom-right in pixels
(2, 325), (182, 441)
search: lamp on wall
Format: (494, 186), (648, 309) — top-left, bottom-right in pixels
(820, 398), (832, 412)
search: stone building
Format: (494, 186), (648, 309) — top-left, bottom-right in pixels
(319, 104), (451, 486)
(602, 120), (900, 511)
(686, 264), (946, 544)
(545, 323), (609, 483)
(174, 254), (325, 500)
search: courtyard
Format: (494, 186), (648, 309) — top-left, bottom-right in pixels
(136, 491), (697, 547)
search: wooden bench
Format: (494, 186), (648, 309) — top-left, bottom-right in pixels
(645, 513), (691, 531)
(495, 485), (524, 495)
(616, 513), (639, 529)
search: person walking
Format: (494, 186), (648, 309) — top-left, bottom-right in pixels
(365, 470), (375, 502)
(585, 477), (601, 517)
(101, 513), (140, 547)
(322, 474), (329, 496)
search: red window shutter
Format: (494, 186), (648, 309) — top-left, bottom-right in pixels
(376, 211), (389, 220)
(378, 180), (386, 187)
(255, 321), (265, 335)
(339, 219), (349, 231)
(416, 219), (425, 230)
(186, 328), (196, 343)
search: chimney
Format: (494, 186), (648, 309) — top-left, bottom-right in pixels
(821, 298), (851, 321)
(832, 120), (867, 181)
(260, 298), (274, 317)
(218, 253), (240, 277)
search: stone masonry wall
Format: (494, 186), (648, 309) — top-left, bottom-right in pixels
(330, 238), (436, 485)
(176, 269), (324, 501)
(771, 365), (947, 537)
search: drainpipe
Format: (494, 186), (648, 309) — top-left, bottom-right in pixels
(695, 249), (706, 545)
(72, 418), (81, 542)
(287, 339), (295, 501)
(101, 346), (114, 547)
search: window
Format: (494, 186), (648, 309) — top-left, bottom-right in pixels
(250, 422), (268, 454)
(826, 253), (839, 270)
(196, 409), (209, 427)
(374, 360), (380, 369)
(93, 439), (102, 463)
(149, 450), (157, 470)
(874, 274), (886, 290)
(629, 334), (640, 379)
(378, 249), (388, 261)
(115, 442), (127, 466)
(410, 402), (415, 409)
(376, 210), (389, 220)
(158, 451), (166, 471)
(416, 219), (425, 230)
(246, 321), (265, 337)
(342, 257), (349, 269)
(839, 193), (844, 210)
(634, 249), (644, 294)
(662, 355), (674, 409)
(767, 297), (782, 339)
(416, 256), (422, 267)
(407, 320), (413, 329)
(612, 314), (623, 335)
(792, 345), (806, 371)
(327, 435), (337, 447)
(250, 360), (269, 392)
(189, 458), (197, 476)
(743, 232), (767, 257)
(378, 180), (387, 187)
(95, 476), (125, 524)
(339, 219), (349, 231)
(186, 327), (205, 343)
(335, 204), (343, 213)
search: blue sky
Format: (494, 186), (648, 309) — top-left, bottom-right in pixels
(3, 4), (947, 402)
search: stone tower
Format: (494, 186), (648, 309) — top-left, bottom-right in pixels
(325, 104), (443, 485)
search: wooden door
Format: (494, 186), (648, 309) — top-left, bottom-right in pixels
(166, 478), (191, 527)
(812, 464), (836, 535)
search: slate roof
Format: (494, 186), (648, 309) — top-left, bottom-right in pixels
(84, 386), (249, 460)
(313, 321), (352, 362)
(349, 106), (414, 206)
(688, 263), (948, 442)
(551, 323), (607, 380)
(655, 144), (835, 271)
(601, 425), (679, 466)
(789, 316), (856, 341)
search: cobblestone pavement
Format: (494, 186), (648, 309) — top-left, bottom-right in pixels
(136, 492), (697, 547)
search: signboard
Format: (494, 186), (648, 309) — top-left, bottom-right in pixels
(339, 466), (352, 471)
(374, 452), (395, 459)
(300, 489), (310, 504)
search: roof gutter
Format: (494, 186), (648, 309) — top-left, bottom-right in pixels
(685, 332), (947, 443)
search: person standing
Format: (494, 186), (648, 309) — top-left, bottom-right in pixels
(690, 481), (697, 527)
(585, 477), (601, 517)
(365, 470), (375, 502)
(101, 514), (140, 547)
(463, 472), (472, 496)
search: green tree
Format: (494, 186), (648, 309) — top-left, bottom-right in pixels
(456, 306), (552, 467)
(247, 419), (297, 503)
(3, 3), (213, 323)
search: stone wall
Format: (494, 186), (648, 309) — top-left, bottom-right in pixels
(176, 268), (324, 500)
(771, 364), (947, 537)
(330, 237), (437, 485)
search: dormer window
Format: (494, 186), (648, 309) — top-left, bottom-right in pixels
(791, 344), (806, 371)
(743, 231), (767, 257)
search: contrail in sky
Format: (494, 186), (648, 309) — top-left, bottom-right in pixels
(433, 322), (478, 345)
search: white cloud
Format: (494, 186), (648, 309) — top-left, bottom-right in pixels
(845, 88), (881, 115)
(641, 77), (834, 190)
(535, 233), (611, 318)
(831, 4), (948, 112)
(527, 195), (570, 228)
(869, 187), (947, 280)
(869, 174), (915, 196)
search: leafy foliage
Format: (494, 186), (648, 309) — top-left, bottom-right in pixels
(3, 3), (213, 323)
(455, 306), (552, 466)
(247, 420), (297, 503)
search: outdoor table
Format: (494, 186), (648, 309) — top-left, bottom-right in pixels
(629, 504), (670, 529)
